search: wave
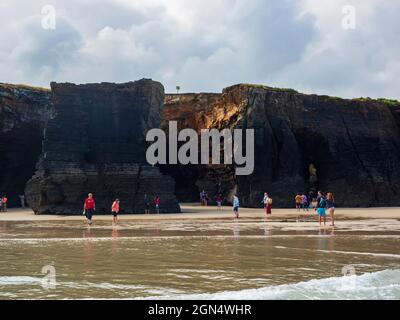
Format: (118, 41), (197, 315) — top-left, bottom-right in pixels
(140, 269), (400, 300)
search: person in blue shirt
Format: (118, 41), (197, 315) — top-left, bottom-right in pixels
(233, 193), (240, 219)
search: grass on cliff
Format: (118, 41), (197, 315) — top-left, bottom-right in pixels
(352, 97), (400, 106)
(0, 83), (51, 92)
(238, 83), (299, 94)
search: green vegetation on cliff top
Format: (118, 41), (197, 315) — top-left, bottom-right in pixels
(0, 83), (50, 92)
(235, 83), (400, 105)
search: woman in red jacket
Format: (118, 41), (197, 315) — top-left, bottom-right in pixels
(83, 193), (96, 226)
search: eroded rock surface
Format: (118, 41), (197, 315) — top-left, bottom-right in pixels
(26, 80), (180, 214)
(0, 84), (53, 207)
(163, 85), (400, 207)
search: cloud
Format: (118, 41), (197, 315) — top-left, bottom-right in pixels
(0, 0), (398, 99)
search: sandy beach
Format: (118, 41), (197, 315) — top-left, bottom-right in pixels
(1, 204), (400, 221)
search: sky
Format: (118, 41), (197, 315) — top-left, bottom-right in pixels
(0, 0), (399, 99)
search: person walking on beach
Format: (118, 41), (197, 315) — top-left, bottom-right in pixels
(111, 198), (120, 225)
(315, 191), (327, 226)
(19, 194), (25, 208)
(215, 194), (223, 210)
(83, 193), (96, 226)
(295, 193), (302, 211)
(301, 193), (308, 212)
(233, 193), (240, 219)
(326, 192), (335, 226)
(144, 194), (150, 214)
(261, 192), (272, 215)
(154, 196), (160, 214)
(1, 196), (8, 212)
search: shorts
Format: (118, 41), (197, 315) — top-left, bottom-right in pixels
(85, 208), (94, 220)
(217, 201), (222, 206)
(316, 208), (326, 216)
(233, 206), (239, 212)
(112, 211), (118, 217)
(145, 204), (150, 209)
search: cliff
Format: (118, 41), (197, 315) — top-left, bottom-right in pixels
(0, 84), (53, 207)
(163, 85), (400, 207)
(25, 80), (180, 214)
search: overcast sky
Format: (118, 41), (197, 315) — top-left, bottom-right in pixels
(0, 0), (399, 98)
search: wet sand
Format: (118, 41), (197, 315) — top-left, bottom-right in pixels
(1, 204), (400, 222)
(0, 204), (399, 299)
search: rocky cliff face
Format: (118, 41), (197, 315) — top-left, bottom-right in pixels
(25, 80), (180, 214)
(162, 85), (400, 207)
(0, 84), (53, 207)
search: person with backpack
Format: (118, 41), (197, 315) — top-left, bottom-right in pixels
(261, 192), (272, 215)
(315, 191), (327, 226)
(111, 198), (120, 225)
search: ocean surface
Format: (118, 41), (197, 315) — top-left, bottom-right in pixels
(0, 217), (399, 299)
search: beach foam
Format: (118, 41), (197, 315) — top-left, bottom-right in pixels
(141, 269), (400, 300)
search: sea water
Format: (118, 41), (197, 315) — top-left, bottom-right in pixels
(0, 218), (399, 299)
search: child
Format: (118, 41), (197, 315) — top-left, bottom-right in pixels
(233, 193), (240, 219)
(111, 198), (120, 225)
(295, 193), (302, 211)
(215, 194), (223, 210)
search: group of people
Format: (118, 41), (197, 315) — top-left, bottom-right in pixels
(82, 193), (162, 226)
(230, 190), (335, 226)
(295, 191), (335, 226)
(200, 190), (224, 210)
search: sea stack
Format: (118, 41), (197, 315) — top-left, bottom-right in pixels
(25, 80), (180, 214)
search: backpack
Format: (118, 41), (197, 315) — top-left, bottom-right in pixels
(268, 198), (273, 205)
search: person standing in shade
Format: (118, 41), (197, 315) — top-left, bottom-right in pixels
(111, 198), (120, 225)
(233, 193), (240, 219)
(154, 196), (160, 214)
(144, 194), (150, 214)
(301, 193), (309, 212)
(1, 196), (8, 212)
(295, 193), (302, 211)
(215, 194), (223, 211)
(315, 191), (327, 226)
(83, 193), (96, 226)
(19, 195), (25, 208)
(200, 190), (205, 206)
(326, 192), (336, 227)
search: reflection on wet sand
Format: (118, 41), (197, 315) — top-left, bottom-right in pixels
(0, 217), (398, 299)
